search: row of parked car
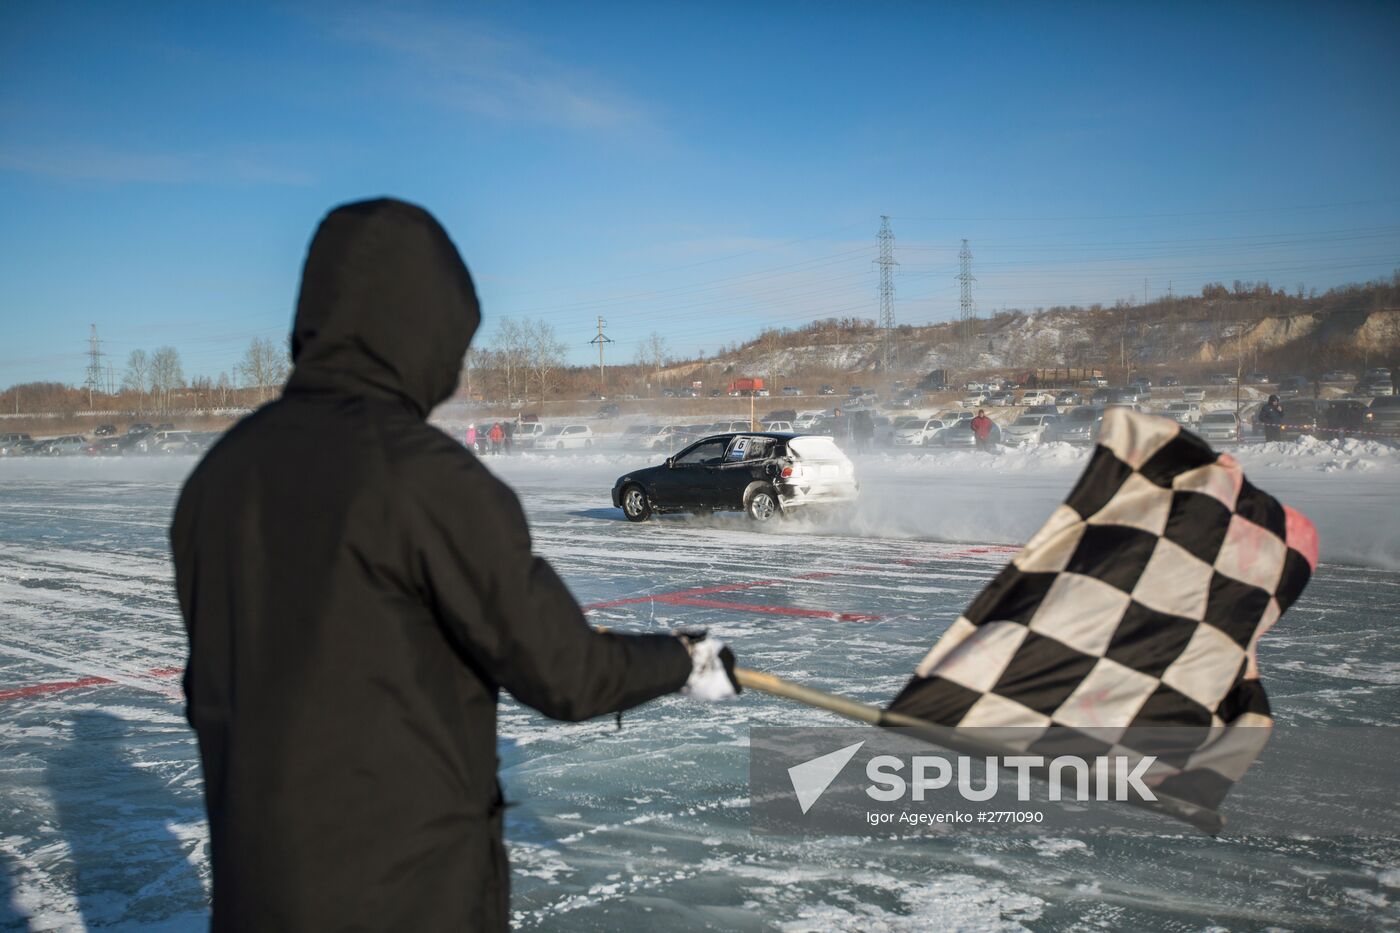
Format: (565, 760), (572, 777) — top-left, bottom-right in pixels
(0, 423), (217, 457)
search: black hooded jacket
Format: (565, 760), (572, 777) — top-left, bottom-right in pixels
(171, 199), (692, 930)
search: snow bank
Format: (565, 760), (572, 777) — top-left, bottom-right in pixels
(1233, 436), (1400, 473)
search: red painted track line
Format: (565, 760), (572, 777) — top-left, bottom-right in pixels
(581, 571), (836, 611)
(3, 550), (1011, 702)
(0, 666), (182, 703)
(657, 595), (880, 623)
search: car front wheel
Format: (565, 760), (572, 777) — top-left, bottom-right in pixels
(621, 485), (652, 522)
(746, 486), (781, 522)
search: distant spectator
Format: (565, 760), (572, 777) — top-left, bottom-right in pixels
(852, 410), (874, 452)
(488, 421), (504, 454)
(1257, 395), (1284, 443)
(466, 423), (478, 451)
(970, 409), (994, 451)
(503, 420), (514, 455)
(830, 407), (849, 443)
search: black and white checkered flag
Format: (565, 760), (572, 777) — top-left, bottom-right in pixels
(888, 408), (1318, 821)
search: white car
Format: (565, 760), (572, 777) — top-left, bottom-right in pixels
(638, 424), (692, 450)
(513, 422), (546, 448)
(1161, 402), (1202, 425)
(620, 424), (658, 448)
(1002, 414), (1059, 445)
(41, 435), (88, 456)
(762, 420), (794, 433)
(935, 409), (973, 424)
(893, 417), (954, 447)
(540, 424), (594, 449)
(1182, 388), (1206, 402)
(793, 410), (825, 429)
(1018, 391), (1055, 406)
(712, 419), (757, 434)
(961, 394), (987, 408)
(1197, 411), (1240, 444)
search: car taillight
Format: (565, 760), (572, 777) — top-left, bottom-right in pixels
(781, 464), (802, 479)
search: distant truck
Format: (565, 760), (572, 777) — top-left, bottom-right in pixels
(918, 369), (950, 391)
(727, 377), (765, 396)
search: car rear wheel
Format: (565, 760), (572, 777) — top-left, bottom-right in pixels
(556, 441), (565, 450)
(621, 485), (652, 522)
(745, 486), (781, 522)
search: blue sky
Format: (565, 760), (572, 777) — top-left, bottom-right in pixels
(2, 1), (1398, 384)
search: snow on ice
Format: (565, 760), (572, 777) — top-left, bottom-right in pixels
(1, 432), (1398, 929)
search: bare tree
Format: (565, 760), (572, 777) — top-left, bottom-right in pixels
(123, 349), (150, 411)
(238, 337), (289, 403)
(149, 346), (184, 414)
(216, 371), (232, 408)
(190, 375), (213, 409)
(524, 319), (566, 402)
(489, 319), (530, 403)
(634, 332), (668, 392)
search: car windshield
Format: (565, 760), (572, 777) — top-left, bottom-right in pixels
(542, 426), (565, 435)
(1068, 408), (1097, 422)
(1167, 403), (1188, 411)
(1203, 413), (1236, 423)
(1013, 416), (1039, 426)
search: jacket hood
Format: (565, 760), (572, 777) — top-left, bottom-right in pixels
(287, 198), (480, 416)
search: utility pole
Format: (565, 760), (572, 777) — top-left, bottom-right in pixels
(1120, 303), (1128, 377)
(957, 238), (976, 343)
(83, 324), (104, 408)
(876, 216), (897, 372)
(588, 316), (614, 395)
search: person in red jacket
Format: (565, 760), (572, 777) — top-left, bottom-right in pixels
(488, 421), (504, 454)
(970, 409), (994, 450)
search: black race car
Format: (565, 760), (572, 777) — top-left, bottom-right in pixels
(611, 431), (857, 523)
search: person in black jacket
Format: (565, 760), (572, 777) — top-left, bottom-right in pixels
(170, 199), (739, 931)
(1257, 394), (1285, 442)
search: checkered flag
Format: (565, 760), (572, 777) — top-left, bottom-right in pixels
(888, 408), (1319, 823)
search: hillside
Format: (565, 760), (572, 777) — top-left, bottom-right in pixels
(658, 275), (1400, 389)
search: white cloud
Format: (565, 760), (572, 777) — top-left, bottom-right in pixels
(325, 7), (644, 130)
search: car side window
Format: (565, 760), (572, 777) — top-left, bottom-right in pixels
(744, 438), (774, 461)
(675, 439), (727, 465)
(725, 436), (751, 462)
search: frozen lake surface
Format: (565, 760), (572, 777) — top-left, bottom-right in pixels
(1, 442), (1398, 930)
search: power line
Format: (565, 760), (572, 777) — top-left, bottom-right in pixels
(876, 215), (897, 371)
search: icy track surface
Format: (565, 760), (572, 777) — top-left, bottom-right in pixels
(1, 445), (1398, 931)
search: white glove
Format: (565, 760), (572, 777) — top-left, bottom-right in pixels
(678, 632), (741, 701)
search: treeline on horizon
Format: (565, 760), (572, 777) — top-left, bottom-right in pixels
(3, 273), (1397, 415)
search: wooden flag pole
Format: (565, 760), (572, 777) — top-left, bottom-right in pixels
(734, 667), (1225, 835)
(736, 668), (883, 725)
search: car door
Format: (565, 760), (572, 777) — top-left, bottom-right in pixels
(710, 436), (773, 508)
(654, 437), (729, 508)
